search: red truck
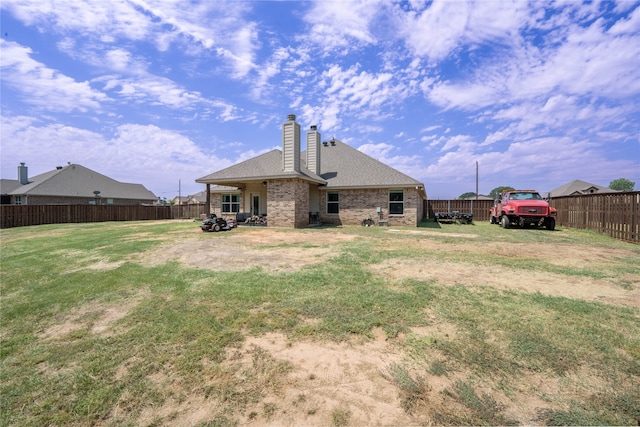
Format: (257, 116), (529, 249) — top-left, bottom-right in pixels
(489, 190), (557, 230)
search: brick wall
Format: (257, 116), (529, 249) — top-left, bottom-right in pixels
(204, 184), (423, 227)
(267, 178), (309, 228)
(320, 188), (422, 226)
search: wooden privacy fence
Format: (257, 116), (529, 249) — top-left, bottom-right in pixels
(426, 200), (493, 222)
(2, 193), (638, 242)
(171, 204), (207, 219)
(551, 192), (639, 243)
(1, 205), (172, 228)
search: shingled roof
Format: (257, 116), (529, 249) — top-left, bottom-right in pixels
(548, 179), (618, 197)
(196, 150), (324, 186)
(197, 139), (424, 190)
(4, 164), (157, 201)
(313, 140), (422, 189)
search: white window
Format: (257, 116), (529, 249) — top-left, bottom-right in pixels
(389, 190), (404, 215)
(15, 196), (21, 205)
(222, 194), (240, 213)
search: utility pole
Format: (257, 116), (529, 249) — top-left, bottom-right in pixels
(475, 161), (479, 201)
(178, 179), (181, 219)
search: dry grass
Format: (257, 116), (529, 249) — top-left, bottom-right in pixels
(1, 220), (639, 426)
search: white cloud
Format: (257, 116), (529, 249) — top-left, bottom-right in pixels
(2, 0), (152, 40)
(358, 142), (425, 179)
(2, 0), (259, 78)
(0, 40), (109, 113)
(95, 74), (205, 110)
(397, 0), (470, 61)
(314, 63), (418, 132)
(440, 135), (476, 152)
(302, 0), (379, 54)
(608, 5), (640, 34)
(457, 5), (637, 106)
(0, 115), (233, 196)
(424, 132), (639, 194)
(396, 0), (529, 62)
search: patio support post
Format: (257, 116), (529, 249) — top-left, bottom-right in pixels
(206, 183), (211, 216)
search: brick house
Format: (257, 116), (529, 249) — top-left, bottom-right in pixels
(196, 114), (427, 227)
(0, 163), (157, 205)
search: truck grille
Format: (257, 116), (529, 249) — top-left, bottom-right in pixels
(518, 206), (547, 215)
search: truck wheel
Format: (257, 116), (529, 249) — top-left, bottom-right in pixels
(546, 218), (555, 231)
(489, 215), (496, 224)
(501, 216), (510, 229)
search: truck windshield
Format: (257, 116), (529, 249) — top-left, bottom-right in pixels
(511, 192), (542, 200)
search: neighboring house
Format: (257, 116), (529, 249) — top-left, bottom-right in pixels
(172, 196), (190, 205)
(546, 179), (619, 197)
(172, 191), (210, 206)
(0, 163), (157, 205)
(196, 114), (427, 228)
(186, 191), (208, 205)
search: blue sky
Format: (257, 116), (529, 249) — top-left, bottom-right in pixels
(1, 0), (639, 200)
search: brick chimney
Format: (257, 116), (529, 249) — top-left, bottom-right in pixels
(282, 114), (301, 173)
(306, 125), (321, 176)
(18, 163), (28, 185)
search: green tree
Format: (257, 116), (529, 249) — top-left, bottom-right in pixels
(489, 186), (515, 200)
(458, 192), (476, 200)
(609, 178), (635, 192)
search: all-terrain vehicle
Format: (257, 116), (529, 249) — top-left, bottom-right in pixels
(200, 214), (234, 232)
(489, 190), (557, 230)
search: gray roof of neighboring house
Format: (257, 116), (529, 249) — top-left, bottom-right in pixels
(5, 164), (157, 201)
(548, 179), (618, 197)
(0, 179), (23, 194)
(197, 139), (425, 191)
(462, 195), (493, 200)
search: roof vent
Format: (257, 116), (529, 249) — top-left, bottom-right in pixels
(322, 141), (328, 146)
(56, 166), (63, 170)
(310, 125), (317, 131)
(287, 114), (296, 121)
(330, 138), (336, 146)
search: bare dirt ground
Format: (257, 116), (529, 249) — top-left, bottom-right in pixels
(140, 228), (358, 273)
(44, 225), (639, 426)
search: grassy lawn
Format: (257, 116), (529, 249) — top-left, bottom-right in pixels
(1, 220), (639, 426)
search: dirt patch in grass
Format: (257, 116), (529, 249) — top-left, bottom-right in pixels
(370, 257), (639, 307)
(370, 235), (640, 308)
(39, 293), (146, 341)
(137, 327), (572, 426)
(138, 228), (357, 273)
(388, 228), (479, 239)
(232, 329), (415, 426)
(135, 329), (425, 426)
